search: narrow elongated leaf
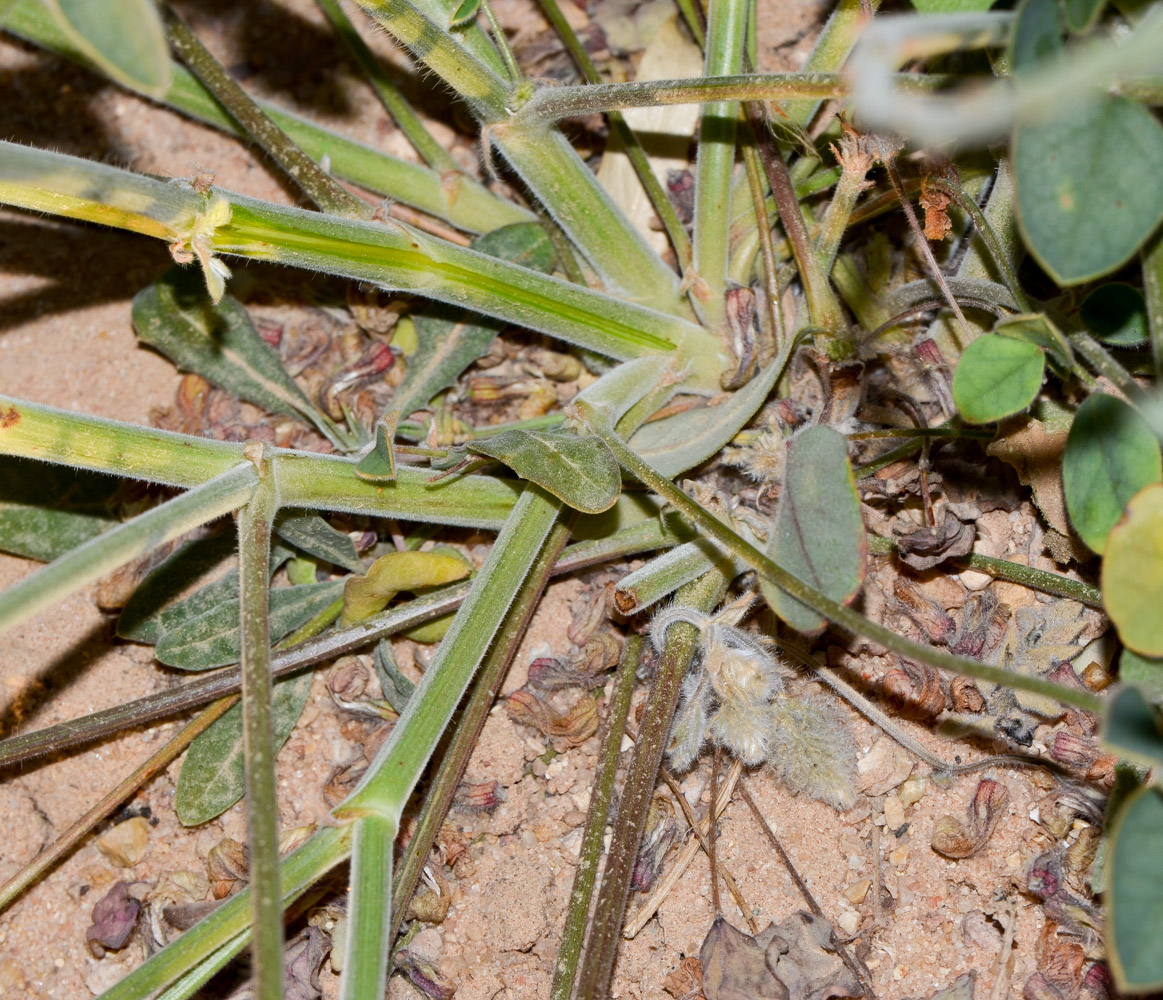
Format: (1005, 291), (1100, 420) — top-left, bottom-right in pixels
(132, 268), (338, 442)
(952, 334), (1045, 423)
(1064, 394), (1162, 553)
(1107, 786), (1163, 991)
(43, 0), (170, 98)
(0, 457), (121, 561)
(392, 224), (555, 419)
(274, 510), (364, 573)
(1014, 96), (1163, 284)
(469, 430), (620, 514)
(1103, 483), (1163, 656)
(342, 550), (471, 625)
(156, 580), (344, 670)
(175, 671), (313, 826)
(760, 426), (866, 634)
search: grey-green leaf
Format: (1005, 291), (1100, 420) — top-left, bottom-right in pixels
(1107, 786), (1163, 991)
(1064, 393), (1162, 553)
(175, 671), (313, 826)
(1120, 648), (1163, 704)
(1102, 684), (1163, 772)
(1009, 0), (1064, 72)
(392, 224), (555, 419)
(468, 429), (620, 514)
(1014, 96), (1163, 285)
(0, 458), (121, 561)
(355, 417), (398, 482)
(156, 580), (344, 670)
(43, 0), (170, 98)
(1063, 0), (1105, 33)
(274, 510), (364, 573)
(760, 426), (867, 635)
(373, 639), (415, 714)
(132, 268), (339, 443)
(952, 333), (1045, 423)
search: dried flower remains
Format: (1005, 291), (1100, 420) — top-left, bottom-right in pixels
(650, 596), (856, 809)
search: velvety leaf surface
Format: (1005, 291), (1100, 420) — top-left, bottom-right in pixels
(1064, 393), (1162, 553)
(1009, 0), (1064, 71)
(175, 671), (313, 825)
(1014, 96), (1163, 284)
(132, 269), (335, 439)
(1102, 685), (1163, 771)
(1103, 483), (1163, 656)
(1119, 648), (1163, 703)
(760, 426), (866, 634)
(469, 429), (620, 514)
(274, 510), (365, 573)
(1108, 786), (1163, 990)
(0, 457), (121, 561)
(156, 580), (344, 669)
(952, 334), (1045, 423)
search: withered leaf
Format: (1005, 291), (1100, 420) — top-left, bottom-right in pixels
(905, 971), (976, 1000)
(893, 508), (976, 571)
(931, 779), (1010, 859)
(700, 917), (788, 1000)
(505, 689), (599, 746)
(665, 956), (706, 1000)
(86, 881), (141, 958)
(394, 949), (456, 1000)
(763, 911), (864, 1000)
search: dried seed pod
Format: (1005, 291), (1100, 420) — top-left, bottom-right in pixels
(206, 838), (249, 898)
(452, 779), (503, 814)
(883, 660), (946, 719)
(950, 675), (985, 713)
(571, 629), (623, 679)
(931, 778), (1010, 859)
(505, 689), (599, 746)
(568, 583), (614, 646)
(404, 869), (451, 924)
(1049, 731), (1098, 772)
(394, 950), (455, 1000)
(631, 796), (678, 892)
(1085, 753), (1117, 790)
(893, 577), (956, 645)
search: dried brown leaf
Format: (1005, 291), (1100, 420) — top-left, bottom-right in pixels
(665, 956), (707, 1000)
(883, 660), (946, 719)
(931, 778), (1010, 859)
(86, 881), (141, 958)
(505, 689), (599, 746)
(700, 917), (787, 1000)
(893, 508), (976, 571)
(987, 418), (1070, 535)
(763, 910), (864, 1000)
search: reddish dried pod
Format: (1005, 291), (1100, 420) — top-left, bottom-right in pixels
(950, 675), (985, 713)
(883, 660), (946, 719)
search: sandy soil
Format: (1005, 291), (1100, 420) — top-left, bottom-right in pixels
(0, 2), (1099, 999)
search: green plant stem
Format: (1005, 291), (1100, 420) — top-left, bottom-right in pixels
(741, 129), (785, 352)
(0, 696), (236, 914)
(550, 633), (641, 1000)
(575, 569), (727, 1000)
(583, 416), (1104, 714)
(515, 72), (848, 125)
(0, 517), (682, 770)
(1144, 229), (1163, 380)
(814, 150), (872, 279)
(342, 816), (395, 1000)
(477, 0), (523, 84)
(744, 101), (847, 337)
(161, 5), (368, 218)
(314, 0), (459, 173)
(782, 0), (872, 128)
(924, 175), (1031, 312)
(674, 0), (706, 47)
(235, 454), (284, 1000)
(0, 464), (257, 637)
(390, 514), (572, 947)
(691, 0), (749, 331)
(533, 0), (691, 270)
(1068, 329), (1149, 405)
(615, 538), (743, 614)
(863, 533), (1102, 607)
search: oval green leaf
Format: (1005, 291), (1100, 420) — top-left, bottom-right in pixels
(1102, 684), (1163, 772)
(1080, 283), (1150, 346)
(1120, 648), (1163, 704)
(176, 671), (313, 826)
(468, 429), (621, 514)
(1014, 96), (1163, 285)
(1009, 0), (1064, 72)
(1064, 394), (1162, 553)
(44, 0), (171, 99)
(1103, 483), (1163, 656)
(760, 426), (867, 635)
(952, 334), (1045, 423)
(1107, 786), (1163, 991)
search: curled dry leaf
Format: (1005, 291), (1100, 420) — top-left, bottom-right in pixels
(631, 795), (678, 893)
(893, 508), (976, 571)
(893, 576), (956, 645)
(206, 836), (249, 899)
(700, 917), (787, 1000)
(504, 689), (599, 746)
(405, 870), (452, 924)
(665, 956), (706, 1000)
(931, 779), (1010, 859)
(762, 911), (864, 1000)
(921, 176), (953, 241)
(883, 660), (947, 719)
(86, 881), (141, 958)
(394, 949), (456, 1000)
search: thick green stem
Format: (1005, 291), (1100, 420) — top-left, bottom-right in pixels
(341, 816), (395, 1000)
(534, 0), (692, 269)
(314, 0), (459, 173)
(551, 634), (641, 1000)
(1068, 329), (1148, 405)
(0, 464), (256, 637)
(162, 5), (368, 217)
(692, 0), (749, 331)
(582, 416), (1104, 714)
(575, 570), (727, 1000)
(235, 451), (284, 1000)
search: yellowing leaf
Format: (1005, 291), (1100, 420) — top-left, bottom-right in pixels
(1103, 483), (1163, 656)
(341, 550), (470, 626)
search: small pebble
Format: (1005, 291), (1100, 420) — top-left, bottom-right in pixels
(843, 879), (871, 904)
(837, 910), (861, 935)
(889, 844), (909, 868)
(96, 817), (150, 867)
(898, 776), (927, 807)
(883, 796), (906, 831)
